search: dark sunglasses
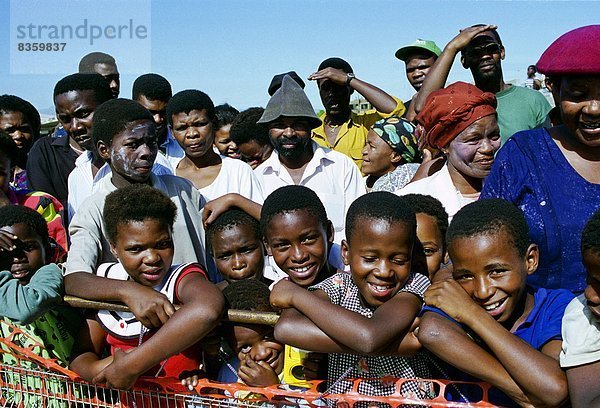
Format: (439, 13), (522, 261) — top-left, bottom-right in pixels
(465, 43), (501, 59)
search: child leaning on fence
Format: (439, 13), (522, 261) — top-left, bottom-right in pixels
(0, 205), (81, 367)
(69, 184), (224, 390)
(271, 192), (431, 398)
(417, 199), (573, 407)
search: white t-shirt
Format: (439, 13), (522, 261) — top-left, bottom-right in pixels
(255, 141), (366, 244)
(396, 165), (477, 222)
(560, 294), (600, 368)
(195, 156), (264, 203)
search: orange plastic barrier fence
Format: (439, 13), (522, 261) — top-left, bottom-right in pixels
(0, 321), (499, 407)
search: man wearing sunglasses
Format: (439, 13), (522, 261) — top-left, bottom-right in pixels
(412, 24), (551, 145)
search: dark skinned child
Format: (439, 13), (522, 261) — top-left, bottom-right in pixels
(70, 184), (223, 390)
(561, 210), (600, 408)
(271, 192), (431, 397)
(417, 198), (573, 407)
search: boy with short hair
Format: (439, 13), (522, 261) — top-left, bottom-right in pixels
(417, 198), (572, 407)
(271, 192), (431, 397)
(561, 210), (600, 407)
(260, 185), (336, 287)
(206, 208), (270, 288)
(70, 184), (223, 390)
(0, 205), (80, 365)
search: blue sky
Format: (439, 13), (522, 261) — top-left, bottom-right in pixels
(0, 0), (597, 116)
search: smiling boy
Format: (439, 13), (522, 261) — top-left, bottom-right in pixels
(417, 198), (573, 406)
(271, 192), (431, 397)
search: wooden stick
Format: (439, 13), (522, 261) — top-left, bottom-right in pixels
(63, 295), (280, 326)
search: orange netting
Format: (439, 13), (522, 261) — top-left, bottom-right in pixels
(0, 322), (499, 408)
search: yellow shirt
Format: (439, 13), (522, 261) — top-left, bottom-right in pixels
(312, 97), (405, 170)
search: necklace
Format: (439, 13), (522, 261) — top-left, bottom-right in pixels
(69, 143), (85, 155)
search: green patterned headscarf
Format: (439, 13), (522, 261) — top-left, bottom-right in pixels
(371, 116), (421, 163)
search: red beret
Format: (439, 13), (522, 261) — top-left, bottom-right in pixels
(537, 25), (600, 75)
(416, 82), (497, 150)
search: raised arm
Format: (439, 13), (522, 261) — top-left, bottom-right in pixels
(203, 193), (262, 226)
(271, 279), (420, 355)
(412, 25), (497, 115)
(308, 68), (399, 114)
(92, 272), (224, 389)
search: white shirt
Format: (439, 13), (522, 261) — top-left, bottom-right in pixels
(560, 294), (600, 368)
(255, 141), (366, 243)
(67, 151), (174, 222)
(197, 156), (264, 203)
(396, 164), (477, 222)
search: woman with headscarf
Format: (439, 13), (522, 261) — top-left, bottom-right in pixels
(481, 25), (600, 294)
(361, 116), (421, 192)
(396, 81), (501, 221)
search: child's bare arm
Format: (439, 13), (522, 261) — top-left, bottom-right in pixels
(417, 312), (530, 405)
(271, 279), (420, 355)
(202, 193), (262, 226)
(92, 273), (224, 390)
(425, 279), (568, 407)
(69, 317), (113, 382)
(65, 272), (176, 329)
(567, 361), (600, 408)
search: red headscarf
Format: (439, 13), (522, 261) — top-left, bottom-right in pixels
(416, 82), (497, 149)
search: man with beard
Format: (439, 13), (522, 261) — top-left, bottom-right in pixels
(413, 24), (551, 144)
(255, 75), (366, 244)
(27, 74), (112, 214)
(310, 58), (405, 170)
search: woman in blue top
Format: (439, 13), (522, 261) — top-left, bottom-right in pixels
(480, 25), (600, 293)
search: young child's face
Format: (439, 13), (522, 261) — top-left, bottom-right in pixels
(213, 125), (240, 159)
(449, 229), (537, 324)
(583, 249), (600, 321)
(211, 224), (264, 283)
(413, 213), (445, 279)
(0, 222), (47, 285)
(231, 324), (284, 375)
(110, 219), (174, 287)
(343, 218), (413, 308)
(264, 210), (332, 288)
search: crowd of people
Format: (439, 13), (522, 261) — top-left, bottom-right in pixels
(0, 23), (599, 407)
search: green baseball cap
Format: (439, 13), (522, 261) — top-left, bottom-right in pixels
(395, 39), (442, 62)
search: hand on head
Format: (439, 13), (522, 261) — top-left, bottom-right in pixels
(448, 24), (498, 53)
(307, 68), (348, 86)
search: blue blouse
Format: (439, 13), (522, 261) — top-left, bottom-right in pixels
(481, 128), (600, 293)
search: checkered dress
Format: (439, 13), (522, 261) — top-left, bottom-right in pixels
(309, 272), (432, 398)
